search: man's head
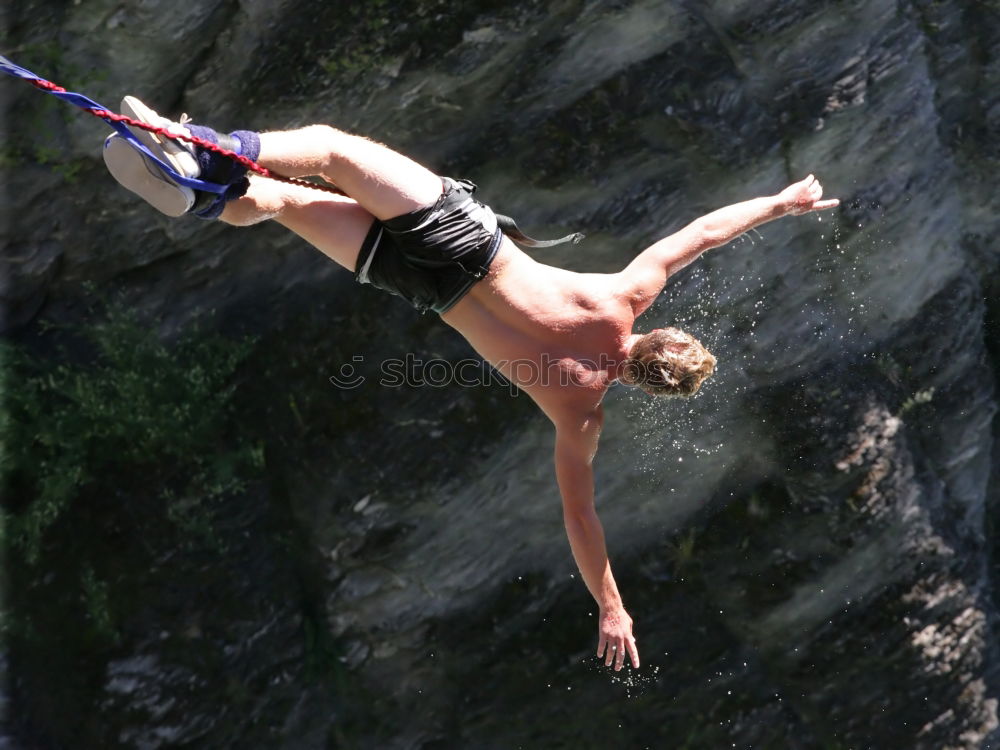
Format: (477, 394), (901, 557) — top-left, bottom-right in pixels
(620, 327), (716, 397)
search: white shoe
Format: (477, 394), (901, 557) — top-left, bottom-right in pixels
(119, 95), (200, 178)
(101, 96), (200, 217)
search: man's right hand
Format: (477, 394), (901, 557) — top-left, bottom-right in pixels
(598, 605), (640, 671)
(778, 174), (840, 215)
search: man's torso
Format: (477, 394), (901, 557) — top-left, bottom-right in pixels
(444, 239), (636, 421)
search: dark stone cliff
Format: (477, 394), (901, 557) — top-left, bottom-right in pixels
(2, 0), (999, 747)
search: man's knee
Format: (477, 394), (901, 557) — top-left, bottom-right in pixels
(310, 125), (382, 172)
(299, 124), (354, 160)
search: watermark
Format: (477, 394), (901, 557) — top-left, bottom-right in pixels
(328, 353), (625, 394)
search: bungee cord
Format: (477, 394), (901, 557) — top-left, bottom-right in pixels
(0, 54), (345, 197)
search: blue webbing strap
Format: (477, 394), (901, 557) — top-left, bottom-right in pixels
(0, 54), (227, 195)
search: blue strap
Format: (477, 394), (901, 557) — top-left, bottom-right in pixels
(0, 54), (228, 195)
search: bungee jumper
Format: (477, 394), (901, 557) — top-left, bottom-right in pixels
(2, 57), (838, 671)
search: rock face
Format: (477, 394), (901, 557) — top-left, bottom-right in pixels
(3, 0), (999, 747)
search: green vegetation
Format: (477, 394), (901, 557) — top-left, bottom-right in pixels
(666, 526), (699, 576)
(1, 304), (262, 568)
(80, 565), (115, 641)
(899, 386), (935, 416)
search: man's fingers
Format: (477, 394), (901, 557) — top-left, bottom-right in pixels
(627, 639), (640, 669)
(599, 627), (640, 671)
(598, 632), (613, 665)
(814, 198), (840, 210)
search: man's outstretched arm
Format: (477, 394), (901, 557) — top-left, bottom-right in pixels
(554, 406), (639, 671)
(621, 175), (839, 315)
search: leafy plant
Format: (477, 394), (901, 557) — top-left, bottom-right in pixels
(0, 304), (262, 565)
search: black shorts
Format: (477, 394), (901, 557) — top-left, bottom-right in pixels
(354, 177), (502, 314)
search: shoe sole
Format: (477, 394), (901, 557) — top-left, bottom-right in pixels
(103, 133), (195, 217)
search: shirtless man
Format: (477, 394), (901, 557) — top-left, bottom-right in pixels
(102, 97), (839, 671)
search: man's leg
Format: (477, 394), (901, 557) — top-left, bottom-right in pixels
(221, 175), (376, 272)
(109, 96), (442, 222)
(217, 123), (444, 270)
(105, 101), (441, 266)
(249, 125), (443, 221)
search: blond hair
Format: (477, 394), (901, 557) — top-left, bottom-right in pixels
(620, 327), (716, 397)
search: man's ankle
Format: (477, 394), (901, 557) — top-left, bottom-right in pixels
(185, 126), (261, 219)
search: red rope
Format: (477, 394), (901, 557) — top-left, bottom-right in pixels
(30, 78), (345, 197)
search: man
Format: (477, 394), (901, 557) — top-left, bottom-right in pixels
(103, 96), (839, 671)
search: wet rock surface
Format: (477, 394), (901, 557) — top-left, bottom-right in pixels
(3, 0), (999, 747)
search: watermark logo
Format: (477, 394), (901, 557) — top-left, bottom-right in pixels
(329, 355), (366, 390)
(328, 353), (623, 394)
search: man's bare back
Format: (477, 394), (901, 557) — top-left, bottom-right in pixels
(101, 99), (838, 671)
(445, 241), (634, 418)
